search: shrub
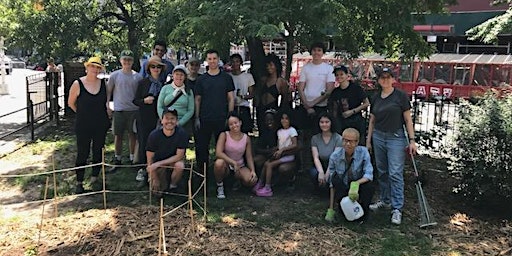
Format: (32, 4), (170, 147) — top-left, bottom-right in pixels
(448, 93), (512, 204)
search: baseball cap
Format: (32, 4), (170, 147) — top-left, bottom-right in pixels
(187, 57), (200, 65)
(162, 107), (178, 117)
(378, 67), (395, 78)
(120, 50), (134, 59)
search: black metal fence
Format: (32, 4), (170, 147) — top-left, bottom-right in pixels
(0, 72), (63, 142)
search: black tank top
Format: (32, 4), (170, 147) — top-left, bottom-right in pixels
(260, 83), (279, 110)
(75, 79), (109, 130)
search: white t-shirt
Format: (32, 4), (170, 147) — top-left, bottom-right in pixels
(299, 62), (335, 107)
(230, 72), (255, 107)
(277, 126), (298, 150)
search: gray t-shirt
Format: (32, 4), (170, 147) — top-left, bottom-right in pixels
(370, 89), (411, 132)
(107, 70), (142, 111)
(311, 132), (342, 164)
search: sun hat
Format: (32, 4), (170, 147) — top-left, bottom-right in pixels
(187, 57), (200, 65)
(84, 56), (105, 70)
(146, 56), (166, 72)
(120, 50), (134, 59)
(172, 64), (188, 75)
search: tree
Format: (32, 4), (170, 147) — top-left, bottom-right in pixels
(466, 0), (512, 43)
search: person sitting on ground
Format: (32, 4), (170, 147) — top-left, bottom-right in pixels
(309, 113), (342, 193)
(325, 128), (374, 222)
(146, 108), (189, 197)
(253, 109), (299, 197)
(253, 109), (300, 190)
(213, 113), (258, 199)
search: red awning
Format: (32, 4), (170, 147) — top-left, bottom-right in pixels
(413, 25), (453, 33)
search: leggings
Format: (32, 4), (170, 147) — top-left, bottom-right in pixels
(75, 126), (107, 182)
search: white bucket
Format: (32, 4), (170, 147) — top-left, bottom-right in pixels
(340, 196), (364, 221)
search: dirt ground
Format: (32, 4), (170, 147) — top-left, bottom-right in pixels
(0, 120), (511, 255)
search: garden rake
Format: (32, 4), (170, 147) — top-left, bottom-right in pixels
(409, 151), (438, 228)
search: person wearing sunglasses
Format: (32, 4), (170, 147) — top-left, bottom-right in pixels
(132, 56), (167, 185)
(140, 40), (175, 83)
(366, 68), (417, 225)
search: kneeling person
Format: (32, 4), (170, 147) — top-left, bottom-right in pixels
(146, 108), (189, 196)
(325, 128), (374, 222)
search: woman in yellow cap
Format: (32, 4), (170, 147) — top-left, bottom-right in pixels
(68, 56), (111, 194)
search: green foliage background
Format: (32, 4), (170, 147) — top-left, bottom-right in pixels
(448, 94), (512, 204)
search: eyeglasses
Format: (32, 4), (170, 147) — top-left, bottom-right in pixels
(343, 138), (358, 144)
(149, 65), (163, 69)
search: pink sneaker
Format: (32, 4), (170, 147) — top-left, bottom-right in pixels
(256, 186), (273, 197)
(252, 182), (264, 193)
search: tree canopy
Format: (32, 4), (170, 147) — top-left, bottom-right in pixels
(466, 0), (512, 43)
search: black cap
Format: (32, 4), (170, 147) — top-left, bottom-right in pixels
(162, 107), (178, 117)
(378, 67), (395, 78)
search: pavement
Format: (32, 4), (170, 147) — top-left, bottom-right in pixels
(0, 68), (51, 157)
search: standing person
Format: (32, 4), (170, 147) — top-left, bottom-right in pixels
(157, 65), (195, 134)
(140, 40), (175, 83)
(132, 56), (166, 183)
(185, 57), (202, 95)
(253, 110), (298, 197)
(67, 57), (110, 194)
(309, 113), (342, 193)
(106, 50), (142, 171)
(46, 57), (61, 107)
(229, 53), (255, 133)
(256, 54), (290, 130)
(324, 128), (374, 222)
(366, 68), (417, 225)
(194, 49), (235, 171)
(213, 113), (257, 199)
(329, 65), (370, 144)
(297, 42), (335, 133)
(146, 108), (189, 197)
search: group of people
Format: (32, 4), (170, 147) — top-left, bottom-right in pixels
(67, 41), (417, 225)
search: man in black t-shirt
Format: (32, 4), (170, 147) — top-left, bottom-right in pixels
(329, 65), (370, 144)
(194, 49), (235, 171)
(146, 108), (189, 195)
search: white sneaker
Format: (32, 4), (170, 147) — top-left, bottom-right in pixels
(217, 186), (226, 199)
(391, 209), (402, 225)
(135, 168), (146, 182)
(369, 200), (391, 211)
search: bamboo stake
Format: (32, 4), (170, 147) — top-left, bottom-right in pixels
(203, 163), (207, 219)
(161, 198), (167, 255)
(38, 176), (50, 245)
(52, 154), (58, 218)
(188, 162), (195, 232)
(102, 148), (107, 210)
(158, 198), (162, 256)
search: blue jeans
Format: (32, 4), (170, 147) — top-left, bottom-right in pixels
(372, 129), (407, 210)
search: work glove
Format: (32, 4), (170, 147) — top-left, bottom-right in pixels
(325, 208), (335, 222)
(348, 181), (360, 202)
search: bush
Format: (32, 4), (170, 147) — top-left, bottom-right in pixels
(448, 93), (512, 204)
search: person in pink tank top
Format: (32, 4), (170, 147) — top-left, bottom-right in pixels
(214, 113), (257, 199)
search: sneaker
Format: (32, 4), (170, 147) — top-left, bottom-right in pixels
(75, 184), (85, 194)
(135, 168), (146, 181)
(391, 209), (402, 225)
(256, 186), (273, 197)
(369, 200), (391, 211)
(109, 159), (122, 173)
(252, 182), (264, 194)
(325, 208), (335, 222)
(217, 186), (226, 199)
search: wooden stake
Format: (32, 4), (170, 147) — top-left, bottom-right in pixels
(38, 176), (50, 245)
(52, 154), (58, 218)
(158, 197), (162, 256)
(161, 198), (167, 255)
(102, 148), (107, 210)
(188, 162), (195, 232)
(203, 163), (207, 219)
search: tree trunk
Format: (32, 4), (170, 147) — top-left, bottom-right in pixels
(245, 36), (266, 87)
(127, 22), (141, 72)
